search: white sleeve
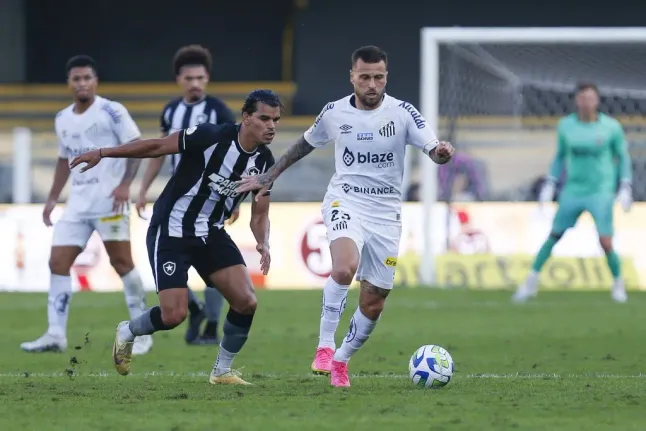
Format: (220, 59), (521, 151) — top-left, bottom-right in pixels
(402, 102), (439, 155)
(107, 102), (141, 144)
(303, 103), (334, 148)
(55, 119), (68, 158)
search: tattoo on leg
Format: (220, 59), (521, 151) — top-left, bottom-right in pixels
(360, 281), (390, 298)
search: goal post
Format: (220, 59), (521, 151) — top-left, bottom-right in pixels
(418, 27), (646, 286)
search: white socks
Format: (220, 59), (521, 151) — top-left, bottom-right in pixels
(47, 274), (72, 338)
(121, 268), (146, 320)
(214, 346), (236, 375)
(334, 307), (378, 363)
(318, 276), (350, 349)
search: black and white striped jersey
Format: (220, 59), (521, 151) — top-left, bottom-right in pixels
(160, 95), (235, 172)
(150, 123), (274, 238)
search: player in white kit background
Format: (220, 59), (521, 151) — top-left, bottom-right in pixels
(237, 46), (454, 387)
(20, 55), (152, 355)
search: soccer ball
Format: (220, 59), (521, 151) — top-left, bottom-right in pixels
(408, 344), (454, 388)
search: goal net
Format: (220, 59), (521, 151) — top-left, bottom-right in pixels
(417, 27), (646, 284)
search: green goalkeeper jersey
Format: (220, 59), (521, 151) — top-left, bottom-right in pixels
(548, 113), (632, 196)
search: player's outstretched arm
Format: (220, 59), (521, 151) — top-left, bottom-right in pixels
(69, 133), (180, 173)
(236, 135), (315, 195)
(250, 195), (271, 275)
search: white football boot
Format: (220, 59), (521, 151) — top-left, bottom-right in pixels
(611, 279), (627, 303)
(512, 273), (539, 303)
(132, 335), (153, 355)
(20, 332), (67, 353)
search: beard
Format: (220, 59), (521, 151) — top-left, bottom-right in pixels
(357, 89), (384, 108)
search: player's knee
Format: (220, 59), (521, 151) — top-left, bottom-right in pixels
(549, 232), (564, 242)
(109, 256), (134, 276)
(599, 236), (613, 252)
(160, 306), (187, 328)
(331, 265), (357, 285)
(231, 292), (257, 315)
(48, 256), (72, 276)
(359, 298), (385, 320)
(358, 281), (388, 320)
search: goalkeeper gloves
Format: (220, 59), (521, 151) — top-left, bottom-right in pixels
(616, 181), (633, 213)
(538, 177), (556, 207)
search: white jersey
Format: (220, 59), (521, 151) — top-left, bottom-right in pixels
(55, 95), (141, 221)
(304, 94), (438, 225)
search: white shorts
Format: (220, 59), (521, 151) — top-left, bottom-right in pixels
(52, 214), (131, 248)
(323, 204), (401, 289)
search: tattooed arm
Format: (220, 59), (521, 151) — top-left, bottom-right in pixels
(262, 135), (314, 184)
(236, 135), (315, 195)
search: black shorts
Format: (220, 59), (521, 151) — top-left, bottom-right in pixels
(146, 225), (245, 292)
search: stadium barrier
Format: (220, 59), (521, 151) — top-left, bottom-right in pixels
(0, 202), (645, 292)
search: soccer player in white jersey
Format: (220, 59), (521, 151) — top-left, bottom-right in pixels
(237, 46), (454, 387)
(20, 55), (152, 355)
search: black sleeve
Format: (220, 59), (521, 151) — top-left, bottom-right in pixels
(215, 99), (236, 124)
(160, 105), (170, 136)
(253, 151), (275, 196)
(178, 123), (223, 154)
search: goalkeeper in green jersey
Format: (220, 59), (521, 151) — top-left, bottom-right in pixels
(513, 83), (633, 303)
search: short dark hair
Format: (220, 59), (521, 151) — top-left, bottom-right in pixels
(173, 44), (212, 76)
(241, 89), (283, 115)
(576, 81), (599, 95)
(66, 55), (97, 75)
(351, 46), (388, 67)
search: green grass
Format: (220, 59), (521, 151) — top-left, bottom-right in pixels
(0, 289), (645, 430)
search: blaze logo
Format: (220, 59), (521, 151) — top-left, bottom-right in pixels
(342, 148), (395, 168)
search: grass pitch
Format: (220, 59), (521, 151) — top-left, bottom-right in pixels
(0, 288), (644, 430)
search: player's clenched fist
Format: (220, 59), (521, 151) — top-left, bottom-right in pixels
(431, 141), (455, 164)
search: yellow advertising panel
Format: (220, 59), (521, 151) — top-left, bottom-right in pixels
(0, 202), (644, 291)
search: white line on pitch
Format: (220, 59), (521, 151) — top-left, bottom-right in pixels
(0, 372), (644, 379)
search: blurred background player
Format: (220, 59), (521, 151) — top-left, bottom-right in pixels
(513, 82), (633, 304)
(236, 46), (454, 387)
(136, 45), (236, 345)
(71, 89), (280, 384)
(20, 55), (151, 354)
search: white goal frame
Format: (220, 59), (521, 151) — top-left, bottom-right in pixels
(417, 26), (646, 286)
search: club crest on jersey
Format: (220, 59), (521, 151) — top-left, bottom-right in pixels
(246, 166), (260, 176)
(196, 113), (208, 124)
(379, 121), (396, 137)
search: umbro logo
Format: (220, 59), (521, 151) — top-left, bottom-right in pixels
(340, 124), (352, 134)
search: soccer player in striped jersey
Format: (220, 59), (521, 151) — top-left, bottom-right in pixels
(513, 82), (633, 303)
(136, 45), (235, 345)
(71, 89), (280, 385)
